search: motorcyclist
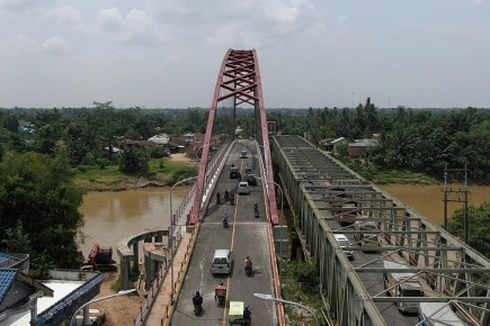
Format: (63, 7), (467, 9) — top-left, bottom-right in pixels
(254, 203), (258, 212)
(243, 305), (252, 325)
(192, 291), (203, 308)
(214, 282), (227, 303)
(244, 256), (253, 270)
(222, 213), (229, 228)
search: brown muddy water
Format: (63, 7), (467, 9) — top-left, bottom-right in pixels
(379, 184), (490, 226)
(78, 187), (189, 259)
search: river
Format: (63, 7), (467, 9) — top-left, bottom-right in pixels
(79, 187), (189, 259)
(379, 184), (490, 226)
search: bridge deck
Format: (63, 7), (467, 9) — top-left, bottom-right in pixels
(171, 140), (277, 325)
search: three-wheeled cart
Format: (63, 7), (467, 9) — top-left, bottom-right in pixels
(228, 301), (244, 325)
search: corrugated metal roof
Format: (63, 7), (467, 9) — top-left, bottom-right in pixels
(0, 269), (18, 305)
(0, 253), (20, 268)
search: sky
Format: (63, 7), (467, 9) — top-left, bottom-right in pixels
(0, 0), (489, 109)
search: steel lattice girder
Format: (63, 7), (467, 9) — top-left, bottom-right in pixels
(271, 135), (490, 326)
(189, 49), (278, 225)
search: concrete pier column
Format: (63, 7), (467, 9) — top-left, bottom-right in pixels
(132, 242), (139, 275)
(120, 257), (131, 290)
(82, 306), (90, 326)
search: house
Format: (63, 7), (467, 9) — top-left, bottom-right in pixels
(18, 121), (35, 133)
(348, 138), (380, 158)
(0, 269), (54, 315)
(148, 133), (170, 145)
(0, 252), (103, 326)
(319, 137), (347, 152)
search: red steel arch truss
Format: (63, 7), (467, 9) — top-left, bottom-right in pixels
(189, 49), (279, 225)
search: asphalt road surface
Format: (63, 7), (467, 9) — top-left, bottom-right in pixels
(171, 140), (277, 326)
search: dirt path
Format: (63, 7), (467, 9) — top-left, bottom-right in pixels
(169, 153), (195, 163)
(92, 272), (143, 326)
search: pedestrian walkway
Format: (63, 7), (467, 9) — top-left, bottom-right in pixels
(145, 231), (193, 325)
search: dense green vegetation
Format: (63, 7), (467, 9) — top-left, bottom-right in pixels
(281, 261), (325, 325)
(239, 102), (490, 183)
(448, 203), (490, 258)
(0, 152), (84, 275)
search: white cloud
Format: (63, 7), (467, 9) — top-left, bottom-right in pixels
(45, 6), (82, 25)
(338, 14), (348, 25)
(0, 34), (37, 57)
(97, 7), (125, 32)
(42, 35), (68, 55)
(96, 7), (165, 46)
(0, 0), (52, 11)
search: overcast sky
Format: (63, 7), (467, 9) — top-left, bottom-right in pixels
(0, 0), (489, 108)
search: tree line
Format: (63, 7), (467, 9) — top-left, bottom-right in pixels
(257, 102), (490, 183)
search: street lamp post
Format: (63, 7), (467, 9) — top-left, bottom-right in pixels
(69, 289), (136, 325)
(253, 293), (320, 326)
(255, 176), (285, 273)
(169, 176), (198, 304)
(255, 176), (284, 221)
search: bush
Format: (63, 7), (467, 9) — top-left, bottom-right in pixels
(119, 147), (149, 174)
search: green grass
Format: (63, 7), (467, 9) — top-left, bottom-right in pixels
(346, 160), (438, 185)
(73, 164), (125, 181)
(281, 261), (325, 325)
(72, 158), (198, 191)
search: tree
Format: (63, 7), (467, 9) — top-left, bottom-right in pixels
(1, 115), (19, 132)
(119, 147), (149, 174)
(0, 152), (84, 272)
(447, 203), (490, 258)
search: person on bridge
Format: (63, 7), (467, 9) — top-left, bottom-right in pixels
(222, 213), (229, 228)
(216, 191), (221, 205)
(243, 305), (252, 325)
(224, 189), (230, 201)
(192, 291), (203, 308)
(244, 256), (253, 276)
(214, 282), (227, 304)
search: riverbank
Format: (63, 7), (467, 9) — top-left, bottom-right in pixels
(345, 160), (438, 185)
(74, 154), (198, 191)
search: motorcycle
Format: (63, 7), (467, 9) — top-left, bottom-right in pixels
(244, 259), (253, 276)
(193, 303), (203, 316)
(217, 294), (225, 306)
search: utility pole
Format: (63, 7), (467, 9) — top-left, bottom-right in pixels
(442, 165), (470, 243)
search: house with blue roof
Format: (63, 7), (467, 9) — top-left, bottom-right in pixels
(0, 252), (103, 325)
(0, 268), (54, 313)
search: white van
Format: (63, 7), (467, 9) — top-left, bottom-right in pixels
(237, 181), (250, 195)
(334, 234), (354, 260)
(211, 249), (233, 275)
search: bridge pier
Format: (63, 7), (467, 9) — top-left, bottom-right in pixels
(120, 256), (131, 290)
(132, 242), (139, 275)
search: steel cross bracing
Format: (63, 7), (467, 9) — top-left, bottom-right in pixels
(271, 135), (490, 326)
(189, 49), (278, 225)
